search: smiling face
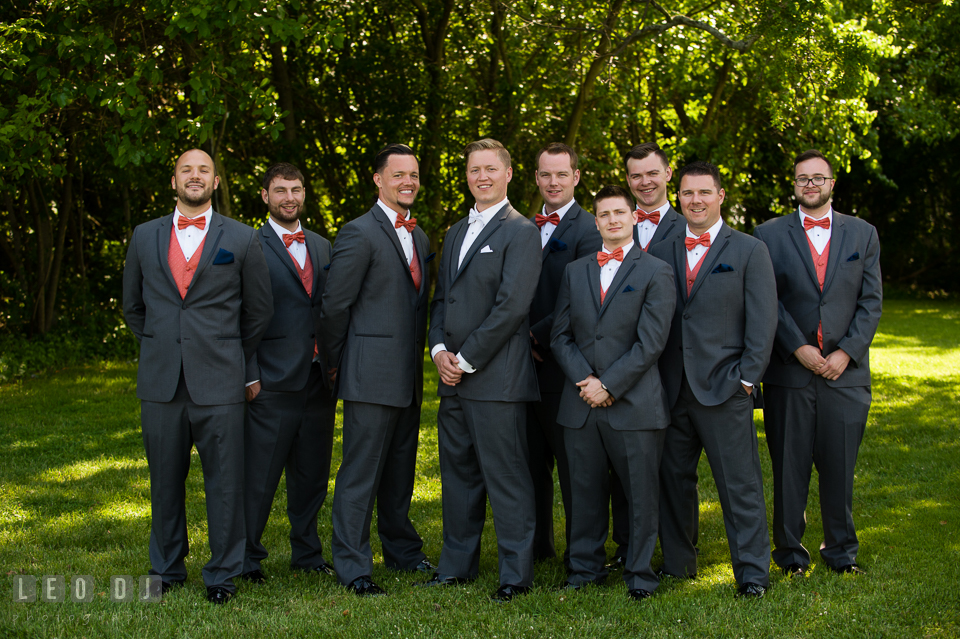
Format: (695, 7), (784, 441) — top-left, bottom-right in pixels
(594, 194), (636, 250)
(794, 157), (835, 216)
(536, 152), (580, 213)
(678, 173), (725, 235)
(171, 149), (219, 212)
(374, 153), (420, 212)
(626, 153), (672, 211)
(262, 177), (305, 230)
(466, 149), (512, 211)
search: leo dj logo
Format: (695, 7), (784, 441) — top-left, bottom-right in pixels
(12, 575), (162, 603)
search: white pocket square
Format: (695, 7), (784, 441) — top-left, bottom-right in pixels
(480, 245), (493, 253)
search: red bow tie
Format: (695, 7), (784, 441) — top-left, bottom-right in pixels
(635, 209), (660, 225)
(803, 216), (830, 231)
(684, 234), (711, 251)
(535, 212), (561, 228)
(177, 215), (206, 230)
(282, 230), (306, 247)
(597, 247), (624, 266)
(395, 215), (417, 232)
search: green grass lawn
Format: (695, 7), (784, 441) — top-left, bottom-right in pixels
(1, 298), (958, 638)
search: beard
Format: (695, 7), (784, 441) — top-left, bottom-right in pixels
(268, 200), (302, 224)
(176, 180), (215, 208)
(800, 188), (832, 210)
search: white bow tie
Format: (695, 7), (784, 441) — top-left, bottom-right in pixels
(469, 209), (485, 225)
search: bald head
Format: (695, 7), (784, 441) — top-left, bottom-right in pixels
(171, 148), (219, 214)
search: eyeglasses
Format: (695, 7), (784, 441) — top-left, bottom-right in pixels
(795, 176), (833, 187)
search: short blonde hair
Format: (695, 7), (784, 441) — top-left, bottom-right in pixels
(463, 138), (511, 169)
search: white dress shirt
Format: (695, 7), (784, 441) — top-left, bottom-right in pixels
(173, 207), (211, 261)
(540, 199), (576, 248)
(433, 197), (509, 373)
(268, 218), (307, 268)
(378, 199), (415, 264)
(685, 217), (723, 270)
(600, 241), (634, 292)
(799, 207), (833, 255)
(635, 201), (671, 250)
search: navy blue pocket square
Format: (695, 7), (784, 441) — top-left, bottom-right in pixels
(549, 239), (567, 252)
(426, 252), (437, 263)
(623, 285), (636, 293)
(323, 263), (331, 271)
(847, 252), (860, 262)
(213, 248), (234, 265)
(711, 263), (734, 273)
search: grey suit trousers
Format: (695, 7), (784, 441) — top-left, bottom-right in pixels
(764, 379), (869, 569)
(659, 376), (771, 587)
(526, 390), (571, 564)
(565, 411), (664, 592)
(141, 372), (245, 591)
(331, 399), (426, 585)
(243, 363), (337, 573)
(436, 396), (535, 587)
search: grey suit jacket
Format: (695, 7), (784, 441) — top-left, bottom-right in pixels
(550, 245), (676, 430)
(247, 223), (332, 392)
(320, 205), (431, 407)
(753, 210), (882, 389)
(529, 202), (603, 391)
(429, 202), (541, 402)
(122, 211), (274, 405)
(650, 222), (777, 408)
(633, 205), (685, 250)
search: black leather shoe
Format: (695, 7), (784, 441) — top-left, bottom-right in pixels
(604, 556), (626, 571)
(413, 559), (436, 573)
(491, 584), (530, 602)
(240, 569), (266, 584)
(736, 583), (766, 599)
(783, 563), (805, 578)
(628, 588), (653, 601)
(831, 563), (865, 575)
(347, 576), (385, 597)
(415, 572), (463, 587)
(160, 580), (184, 595)
(206, 586), (233, 604)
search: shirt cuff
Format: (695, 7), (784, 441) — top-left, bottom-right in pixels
(740, 380), (754, 387)
(431, 344), (447, 359)
(245, 380), (259, 387)
(455, 352), (476, 373)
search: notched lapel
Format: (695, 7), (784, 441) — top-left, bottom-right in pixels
(454, 206), (507, 281)
(374, 207), (412, 273)
(586, 257), (602, 313)
(156, 214), (179, 295)
(262, 226), (301, 287)
(184, 214), (224, 300)
(599, 258), (637, 318)
(788, 212), (821, 292)
(821, 214), (846, 297)
(687, 226), (728, 303)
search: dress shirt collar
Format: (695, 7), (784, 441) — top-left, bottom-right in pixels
(602, 240), (635, 256)
(798, 206), (833, 227)
(470, 197), (509, 225)
(268, 217), (303, 240)
(377, 198), (413, 225)
(686, 217), (723, 243)
(639, 201), (671, 217)
(174, 206), (212, 226)
(541, 198), (577, 220)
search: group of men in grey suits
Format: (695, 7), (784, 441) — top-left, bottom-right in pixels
(122, 139), (880, 604)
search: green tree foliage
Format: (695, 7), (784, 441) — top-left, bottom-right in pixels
(1, 0), (956, 341)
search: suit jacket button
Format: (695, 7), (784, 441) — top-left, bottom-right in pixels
(450, 298), (456, 303)
(176, 338), (181, 344)
(683, 313), (690, 320)
(446, 331), (452, 337)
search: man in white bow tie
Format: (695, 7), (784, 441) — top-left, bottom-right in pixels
(423, 138), (542, 602)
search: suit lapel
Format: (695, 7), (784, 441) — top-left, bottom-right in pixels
(304, 231), (323, 298)
(261, 224), (302, 288)
(373, 205), (412, 273)
(156, 213), (179, 295)
(541, 203), (579, 262)
(454, 204), (508, 282)
(598, 247), (639, 319)
(585, 255), (602, 314)
(183, 212), (223, 301)
(672, 236), (689, 304)
(787, 210), (821, 293)
(687, 224), (729, 303)
(650, 206), (680, 246)
(414, 229), (429, 301)
(820, 213), (846, 297)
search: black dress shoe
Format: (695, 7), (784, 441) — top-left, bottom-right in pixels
(206, 586), (233, 604)
(736, 583), (766, 599)
(240, 569), (266, 584)
(347, 576), (385, 597)
(783, 563), (805, 577)
(831, 563), (865, 575)
(628, 588), (653, 601)
(161, 580), (185, 595)
(491, 584), (530, 602)
(413, 559), (436, 573)
(604, 556), (626, 571)
(414, 572), (463, 587)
